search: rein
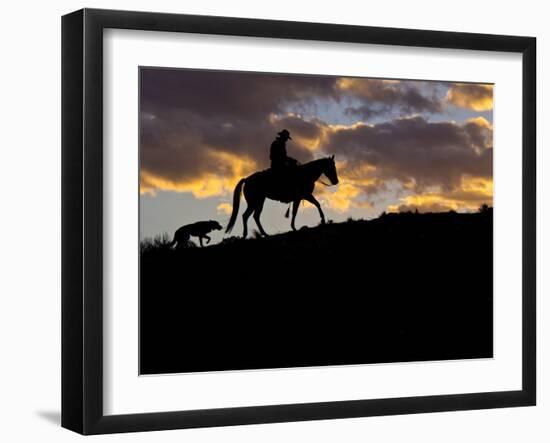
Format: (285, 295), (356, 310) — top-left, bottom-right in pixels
(317, 179), (333, 186)
(300, 159), (336, 186)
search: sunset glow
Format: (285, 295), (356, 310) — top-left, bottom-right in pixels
(140, 68), (493, 239)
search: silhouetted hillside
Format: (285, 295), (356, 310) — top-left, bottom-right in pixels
(140, 210), (493, 375)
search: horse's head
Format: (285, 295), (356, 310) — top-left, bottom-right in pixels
(322, 155), (339, 185)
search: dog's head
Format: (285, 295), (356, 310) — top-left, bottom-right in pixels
(209, 220), (223, 231)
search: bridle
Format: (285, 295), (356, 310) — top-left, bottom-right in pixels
(317, 178), (333, 186)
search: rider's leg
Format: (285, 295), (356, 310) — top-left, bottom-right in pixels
(291, 199), (300, 231)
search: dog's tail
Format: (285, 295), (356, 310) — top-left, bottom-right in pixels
(226, 178), (246, 234)
(169, 236), (177, 249)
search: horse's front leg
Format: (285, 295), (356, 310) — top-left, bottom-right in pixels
(291, 199), (300, 231)
(253, 198), (269, 237)
(304, 194), (325, 225)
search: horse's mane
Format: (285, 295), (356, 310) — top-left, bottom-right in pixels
(298, 157), (332, 169)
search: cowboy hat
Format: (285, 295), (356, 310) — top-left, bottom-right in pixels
(277, 129), (292, 139)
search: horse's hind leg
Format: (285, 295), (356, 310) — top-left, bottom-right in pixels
(242, 204), (254, 238)
(253, 198), (268, 237)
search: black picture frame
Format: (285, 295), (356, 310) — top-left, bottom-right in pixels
(62, 8), (536, 435)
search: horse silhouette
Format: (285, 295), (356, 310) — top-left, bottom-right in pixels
(226, 156), (339, 238)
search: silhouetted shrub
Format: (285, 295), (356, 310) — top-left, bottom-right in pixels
(220, 235), (241, 245)
(140, 233), (172, 254)
(478, 203), (491, 213)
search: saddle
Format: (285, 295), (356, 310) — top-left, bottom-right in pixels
(266, 164), (300, 203)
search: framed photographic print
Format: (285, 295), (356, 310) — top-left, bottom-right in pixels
(61, 8), (536, 435)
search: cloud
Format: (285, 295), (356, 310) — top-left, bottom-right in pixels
(217, 202), (233, 215)
(337, 78), (442, 118)
(140, 68), (492, 215)
(317, 183), (362, 212)
(446, 83), (493, 111)
(316, 116), (492, 212)
(140, 68), (342, 194)
(140, 70), (450, 196)
(387, 176), (493, 213)
(141, 68), (338, 122)
(322, 115), (492, 192)
(140, 150), (257, 197)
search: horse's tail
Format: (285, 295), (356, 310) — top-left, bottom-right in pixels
(226, 178), (246, 233)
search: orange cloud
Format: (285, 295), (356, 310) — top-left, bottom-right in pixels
(217, 202), (233, 215)
(319, 183), (361, 212)
(336, 78), (403, 96)
(336, 78), (378, 95)
(387, 176), (493, 213)
(466, 116), (493, 130)
(446, 83), (493, 111)
(311, 159), (378, 212)
(337, 160), (378, 187)
(140, 150), (257, 197)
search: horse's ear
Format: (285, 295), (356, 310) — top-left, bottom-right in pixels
(331, 155), (335, 160)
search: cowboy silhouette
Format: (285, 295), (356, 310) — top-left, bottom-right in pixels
(270, 129), (298, 170)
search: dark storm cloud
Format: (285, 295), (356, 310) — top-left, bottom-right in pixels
(141, 68), (338, 119)
(323, 116), (493, 193)
(338, 78), (442, 119)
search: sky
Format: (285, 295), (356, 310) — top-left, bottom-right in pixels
(139, 67), (493, 242)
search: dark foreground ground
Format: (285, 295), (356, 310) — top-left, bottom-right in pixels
(140, 210), (493, 375)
